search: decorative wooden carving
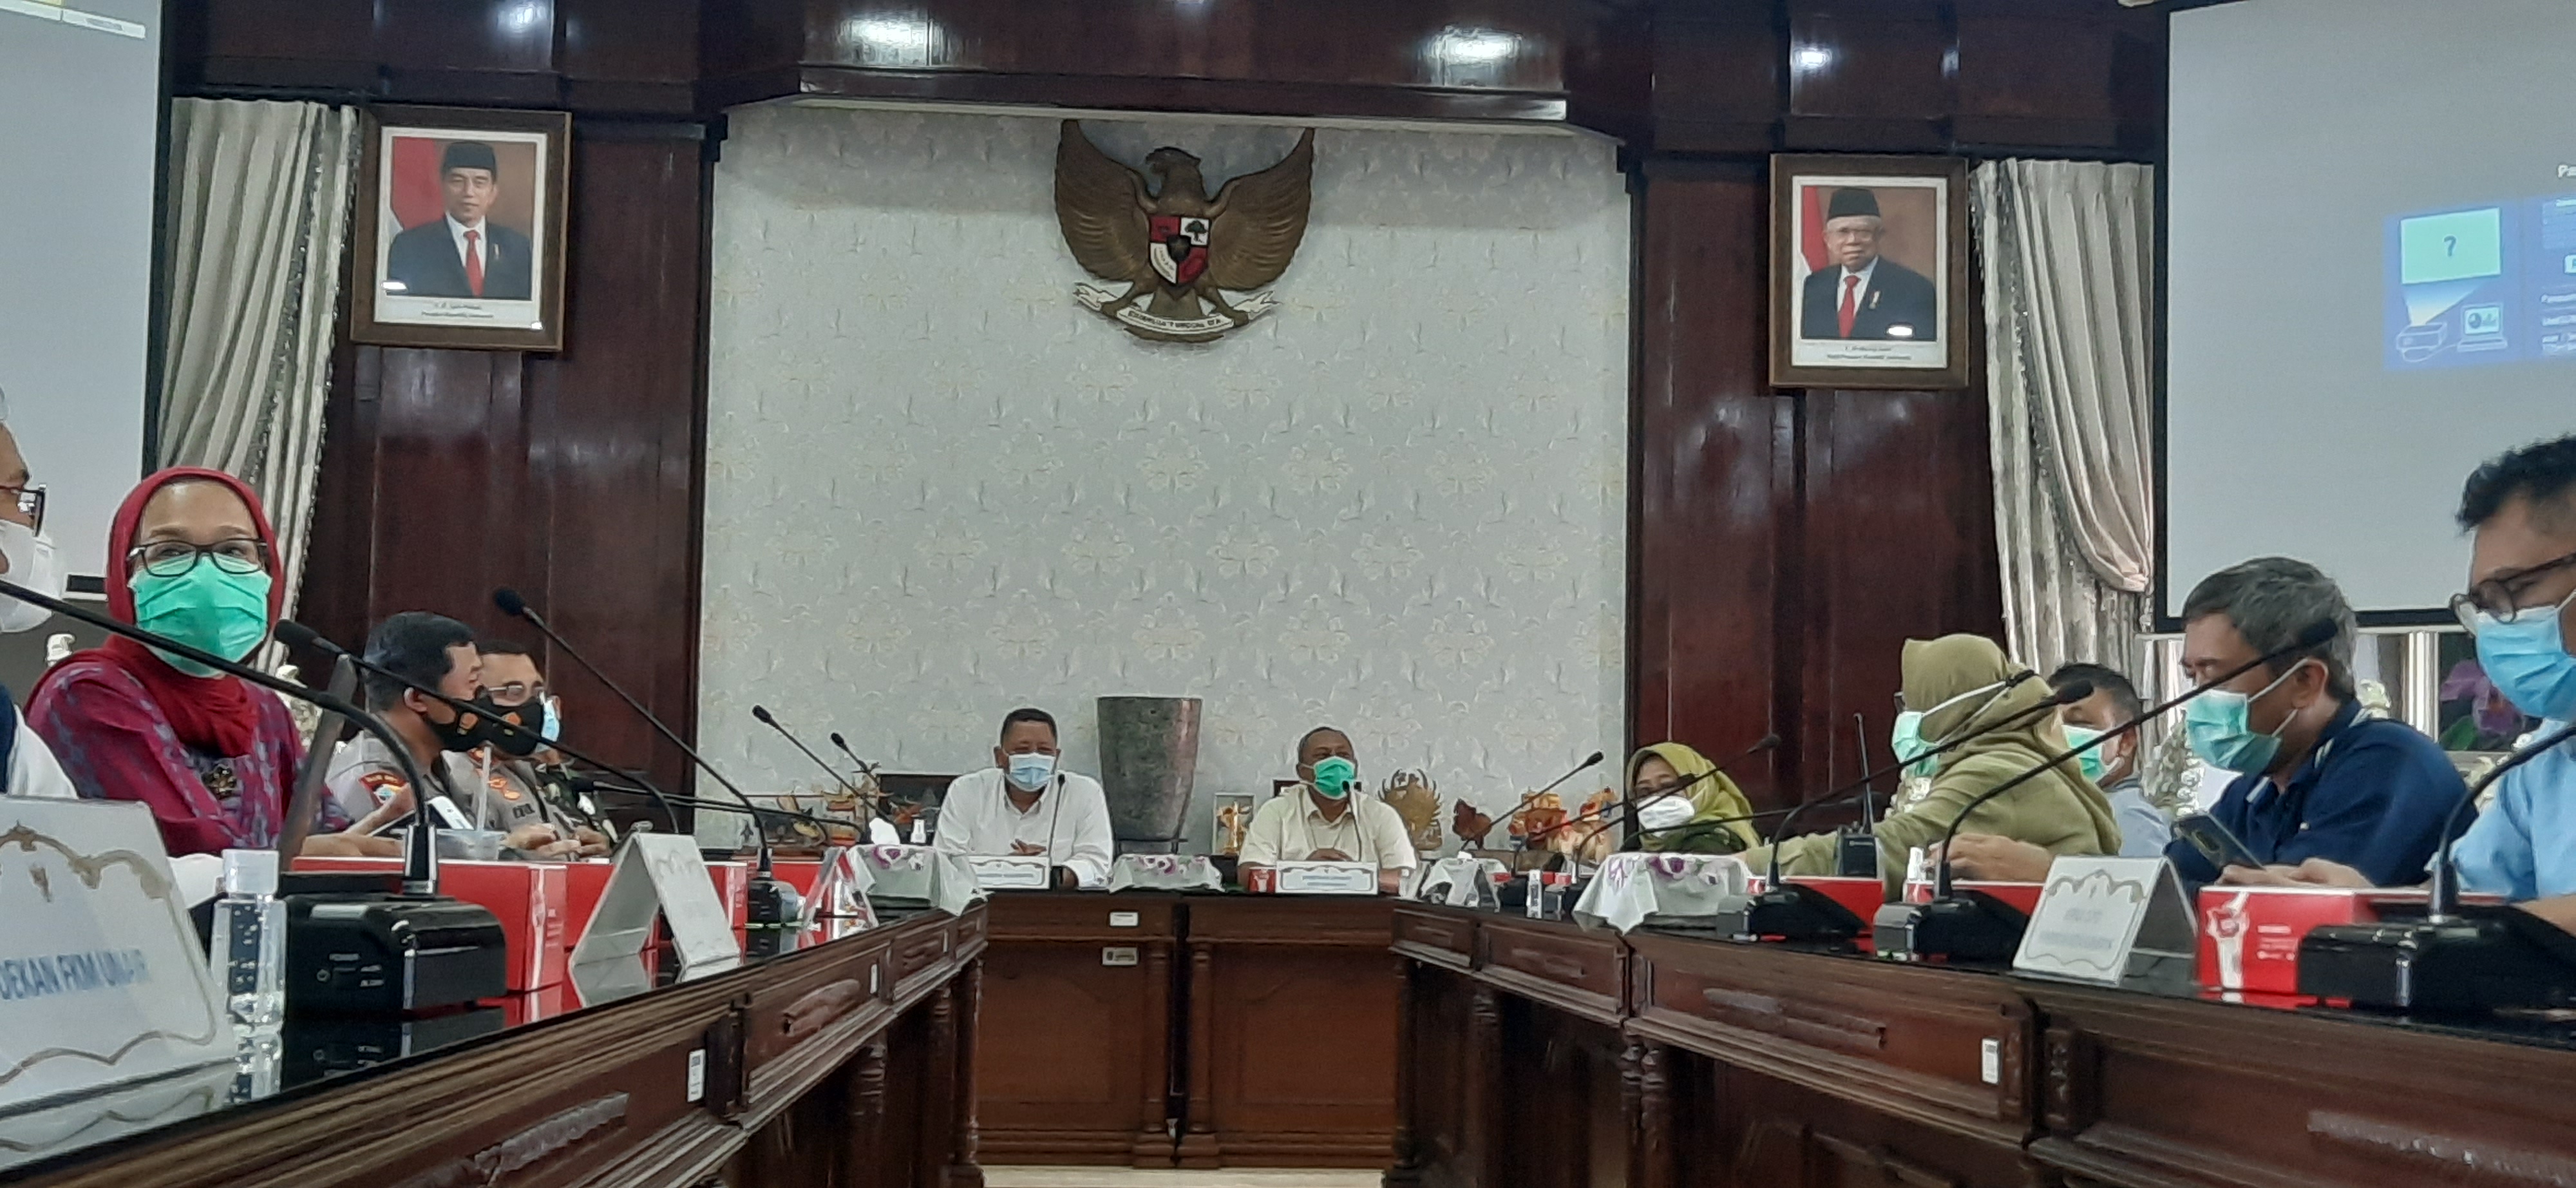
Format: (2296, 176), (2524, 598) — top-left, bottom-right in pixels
(780, 979), (867, 1043)
(1697, 986), (1889, 1052)
(846, 1038), (889, 1187)
(1465, 985), (1504, 1188)
(1388, 959), (1421, 1180)
(2306, 1111), (2576, 1187)
(388, 1093), (629, 1188)
(1636, 1042), (1675, 1188)
(2040, 1024), (2086, 1135)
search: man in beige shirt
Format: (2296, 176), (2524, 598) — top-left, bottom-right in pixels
(1238, 726), (1417, 894)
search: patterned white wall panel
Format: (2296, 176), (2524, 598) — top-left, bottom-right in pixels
(701, 104), (1629, 852)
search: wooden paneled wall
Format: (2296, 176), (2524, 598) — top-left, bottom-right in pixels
(171, 0), (2163, 810)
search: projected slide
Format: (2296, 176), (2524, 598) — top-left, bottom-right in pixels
(2387, 196), (2576, 369)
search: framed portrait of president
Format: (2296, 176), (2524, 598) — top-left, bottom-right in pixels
(1770, 155), (1970, 390)
(350, 106), (570, 352)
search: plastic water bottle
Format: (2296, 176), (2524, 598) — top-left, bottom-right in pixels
(209, 849), (285, 1028)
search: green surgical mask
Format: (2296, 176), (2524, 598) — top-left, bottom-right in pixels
(2061, 724), (2107, 781)
(1309, 756), (1357, 800)
(1889, 678), (2011, 779)
(131, 566), (272, 677)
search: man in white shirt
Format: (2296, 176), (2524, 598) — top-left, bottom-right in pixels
(933, 707), (1114, 890)
(0, 405), (82, 801)
(1238, 726), (1417, 895)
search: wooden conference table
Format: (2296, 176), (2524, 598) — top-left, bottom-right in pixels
(972, 890), (1401, 1169)
(8, 905), (989, 1188)
(1387, 901), (2576, 1188)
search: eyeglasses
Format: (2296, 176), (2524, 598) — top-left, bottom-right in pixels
(488, 681), (545, 705)
(2452, 548), (2576, 633)
(128, 538), (269, 579)
(0, 483), (44, 533)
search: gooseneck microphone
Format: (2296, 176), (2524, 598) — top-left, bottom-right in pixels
(829, 732), (878, 778)
(1880, 620), (2341, 964)
(1529, 735), (1779, 852)
(2297, 718), (2576, 1013)
(1476, 750), (1609, 847)
(274, 620), (685, 836)
(0, 579), (446, 894)
(493, 588), (802, 944)
(1770, 677), (2086, 892)
(754, 705), (870, 803)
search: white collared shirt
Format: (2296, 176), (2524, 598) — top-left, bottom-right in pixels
(446, 214), (489, 278)
(1238, 786), (1418, 874)
(931, 767), (1115, 889)
(1835, 258), (1879, 311)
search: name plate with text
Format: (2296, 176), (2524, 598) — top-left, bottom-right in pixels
(2012, 856), (2196, 993)
(0, 800), (231, 1111)
(967, 855), (1054, 890)
(1274, 861), (1379, 896)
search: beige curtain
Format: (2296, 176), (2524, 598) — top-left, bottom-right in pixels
(1973, 159), (2156, 680)
(158, 99), (357, 631)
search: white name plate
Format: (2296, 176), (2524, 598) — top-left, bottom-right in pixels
(967, 855), (1054, 890)
(2011, 856), (2196, 993)
(573, 833), (743, 970)
(0, 800), (230, 1111)
(1274, 861), (1379, 896)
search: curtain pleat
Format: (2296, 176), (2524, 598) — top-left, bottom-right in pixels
(157, 99), (357, 640)
(1975, 158), (2175, 801)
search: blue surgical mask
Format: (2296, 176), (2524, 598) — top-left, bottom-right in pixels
(1309, 756), (1358, 800)
(2473, 587), (2576, 723)
(2061, 724), (2107, 781)
(130, 566), (272, 678)
(541, 695), (562, 744)
(1005, 752), (1056, 792)
(1890, 679), (2009, 778)
(2184, 662), (2306, 774)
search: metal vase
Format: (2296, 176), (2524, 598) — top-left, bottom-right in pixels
(1095, 696), (1202, 848)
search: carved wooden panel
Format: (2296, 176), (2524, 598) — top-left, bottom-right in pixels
(1477, 915), (1627, 1024)
(1191, 937), (1400, 1166)
(1625, 935), (2033, 1149)
(2025, 983), (2576, 1188)
(1705, 1064), (2031, 1188)
(972, 894), (1179, 1166)
(1393, 903), (1477, 970)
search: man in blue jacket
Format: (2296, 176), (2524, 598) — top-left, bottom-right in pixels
(2170, 557), (2466, 886)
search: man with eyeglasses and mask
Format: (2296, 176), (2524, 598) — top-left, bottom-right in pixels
(467, 638), (610, 853)
(2164, 558), (2463, 888)
(0, 398), (78, 799)
(2258, 436), (2576, 930)
(326, 611), (582, 859)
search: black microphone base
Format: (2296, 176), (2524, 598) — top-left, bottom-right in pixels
(1716, 884), (1868, 943)
(746, 876), (807, 957)
(2298, 909), (2576, 1014)
(286, 893), (509, 1015)
(1873, 892), (2030, 964)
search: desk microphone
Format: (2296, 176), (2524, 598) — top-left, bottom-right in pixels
(1523, 736), (1775, 852)
(2299, 718), (2576, 1013)
(275, 620), (687, 837)
(0, 580), (444, 893)
(1883, 620), (2340, 963)
(754, 705), (871, 800)
(1734, 678), (2090, 943)
(490, 588), (801, 938)
(1476, 750), (1608, 848)
(829, 732), (879, 778)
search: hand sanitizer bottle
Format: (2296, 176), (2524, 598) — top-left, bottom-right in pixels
(209, 848), (285, 1028)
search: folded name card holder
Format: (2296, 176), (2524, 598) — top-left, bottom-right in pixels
(967, 854), (1054, 890)
(800, 845), (878, 930)
(571, 833), (743, 971)
(1274, 861), (1378, 895)
(2011, 856), (2196, 995)
(0, 800), (232, 1114)
(1110, 854), (1222, 892)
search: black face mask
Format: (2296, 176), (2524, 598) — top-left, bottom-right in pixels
(478, 695), (547, 758)
(424, 697), (486, 753)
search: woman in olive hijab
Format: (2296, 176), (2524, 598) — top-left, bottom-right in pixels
(1624, 742), (1761, 854)
(1739, 634), (2122, 883)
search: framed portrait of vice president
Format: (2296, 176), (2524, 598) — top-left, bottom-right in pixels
(1769, 155), (1971, 390)
(351, 106), (571, 352)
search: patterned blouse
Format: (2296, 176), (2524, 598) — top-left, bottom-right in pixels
(28, 656), (346, 856)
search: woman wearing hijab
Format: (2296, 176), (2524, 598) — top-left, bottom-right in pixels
(30, 468), (396, 858)
(1739, 634), (2121, 883)
(1625, 742), (1761, 853)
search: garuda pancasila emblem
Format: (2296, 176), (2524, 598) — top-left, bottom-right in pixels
(1054, 120), (1315, 344)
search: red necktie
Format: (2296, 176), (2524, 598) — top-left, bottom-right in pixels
(464, 229), (484, 297)
(1837, 274), (1860, 337)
